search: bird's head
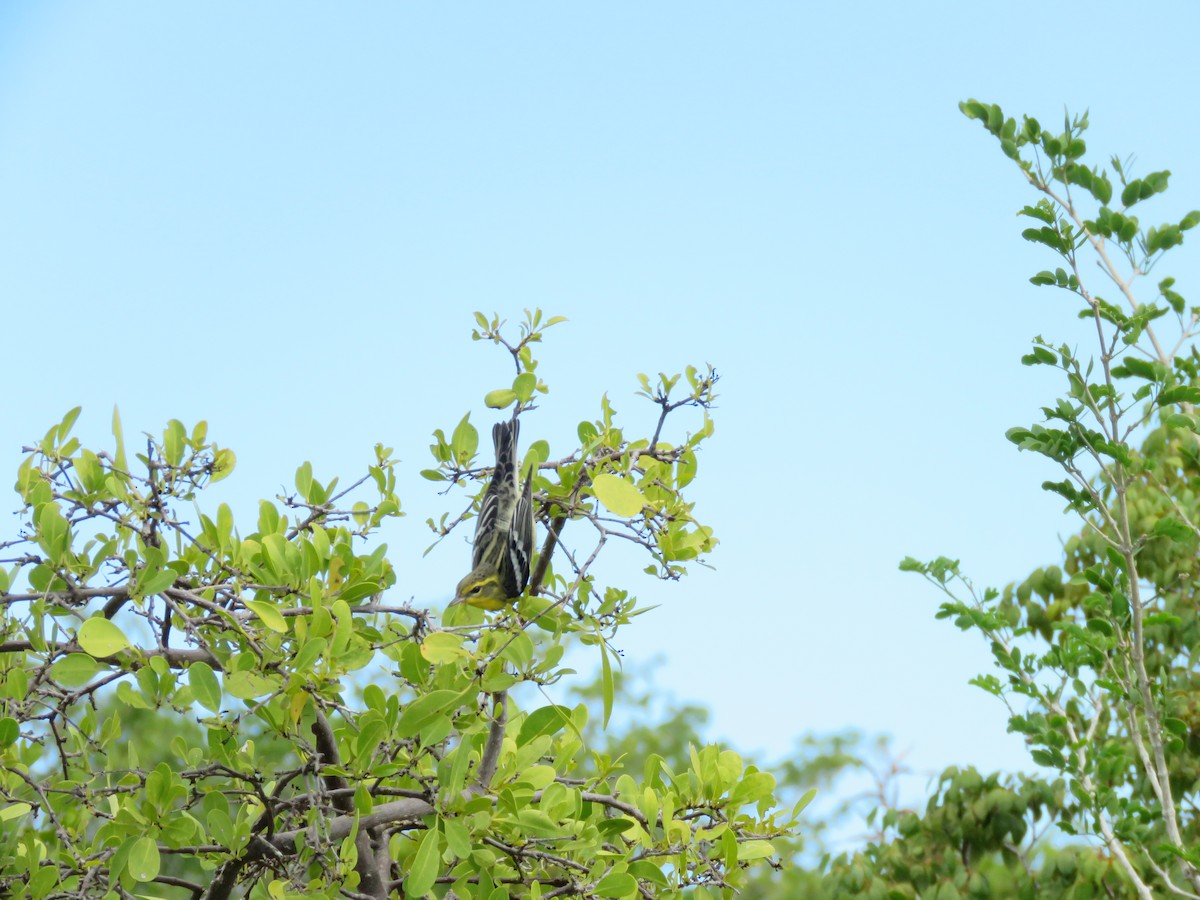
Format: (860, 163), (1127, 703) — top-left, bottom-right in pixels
(451, 569), (511, 611)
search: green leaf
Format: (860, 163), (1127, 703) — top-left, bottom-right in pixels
(295, 461), (314, 500)
(513, 372), (538, 403)
(1145, 612), (1182, 628)
(0, 802), (32, 822)
(520, 764), (556, 790)
(225, 670), (280, 700)
(1019, 205), (1055, 225)
(262, 533), (289, 579)
(420, 631), (469, 664)
(137, 566), (177, 597)
(592, 474), (646, 517)
(737, 840), (775, 860)
(480, 663), (516, 692)
(793, 787), (817, 817)
(1158, 386), (1200, 406)
(1147, 224), (1183, 253)
(1153, 517), (1194, 543)
(443, 818), (471, 859)
(1021, 346), (1057, 366)
(211, 447), (237, 483)
(600, 642), (614, 729)
(517, 705), (572, 746)
(484, 389), (518, 409)
(598, 818), (636, 838)
(406, 827), (441, 898)
(339, 581), (381, 604)
(293, 637), (326, 672)
(356, 719), (387, 761)
(245, 599), (288, 633)
(127, 836), (161, 882)
(77, 618), (131, 657)
(57, 405), (82, 442)
(628, 860), (669, 888)
(35, 503), (70, 562)
(0, 717), (19, 747)
(1122, 171), (1169, 207)
(188, 662), (222, 713)
(51, 653), (102, 687)
(1113, 356), (1157, 380)
(595, 872), (637, 898)
(451, 414), (479, 462)
(1021, 226), (1066, 252)
(397, 690), (466, 738)
(164, 419), (186, 467)
(112, 405), (128, 471)
(516, 808), (563, 837)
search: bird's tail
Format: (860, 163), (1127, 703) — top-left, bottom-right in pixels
(492, 418), (520, 485)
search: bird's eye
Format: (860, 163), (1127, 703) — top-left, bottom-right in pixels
(469, 585), (482, 594)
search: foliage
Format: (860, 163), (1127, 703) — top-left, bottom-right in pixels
(569, 662), (859, 899)
(894, 102), (1200, 898)
(0, 310), (794, 899)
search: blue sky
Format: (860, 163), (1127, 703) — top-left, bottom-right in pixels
(3, 2), (1199, 791)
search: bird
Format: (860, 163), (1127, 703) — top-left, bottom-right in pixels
(451, 418), (534, 610)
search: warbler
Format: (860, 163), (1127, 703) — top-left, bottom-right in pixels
(451, 418), (534, 610)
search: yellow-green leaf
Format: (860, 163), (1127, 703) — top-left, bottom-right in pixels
(406, 827), (441, 898)
(245, 599), (288, 633)
(339, 580), (380, 604)
(295, 461), (313, 499)
(189, 662), (222, 713)
(521, 764), (556, 790)
(600, 642), (614, 729)
(225, 670), (280, 700)
(77, 618), (131, 657)
(262, 533), (289, 578)
(592, 474), (646, 517)
(737, 839), (775, 860)
(484, 389), (518, 409)
(51, 653), (102, 687)
(112, 405), (127, 471)
(127, 836), (160, 882)
(512, 372), (538, 402)
(793, 787), (817, 818)
(397, 689), (465, 738)
(211, 447), (236, 483)
(420, 631), (469, 664)
(595, 871), (637, 898)
(0, 802), (32, 822)
(517, 705), (573, 746)
(137, 566), (177, 597)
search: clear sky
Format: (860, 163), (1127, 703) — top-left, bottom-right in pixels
(3, 2), (1199, 790)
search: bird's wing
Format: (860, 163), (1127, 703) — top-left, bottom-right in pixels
(510, 466), (534, 592)
(472, 419), (519, 570)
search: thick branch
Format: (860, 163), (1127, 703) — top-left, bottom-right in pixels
(269, 798), (434, 851)
(312, 710), (386, 899)
(470, 692), (507, 796)
(529, 515), (567, 596)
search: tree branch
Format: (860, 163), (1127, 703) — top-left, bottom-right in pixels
(470, 692), (507, 796)
(312, 710), (387, 899)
